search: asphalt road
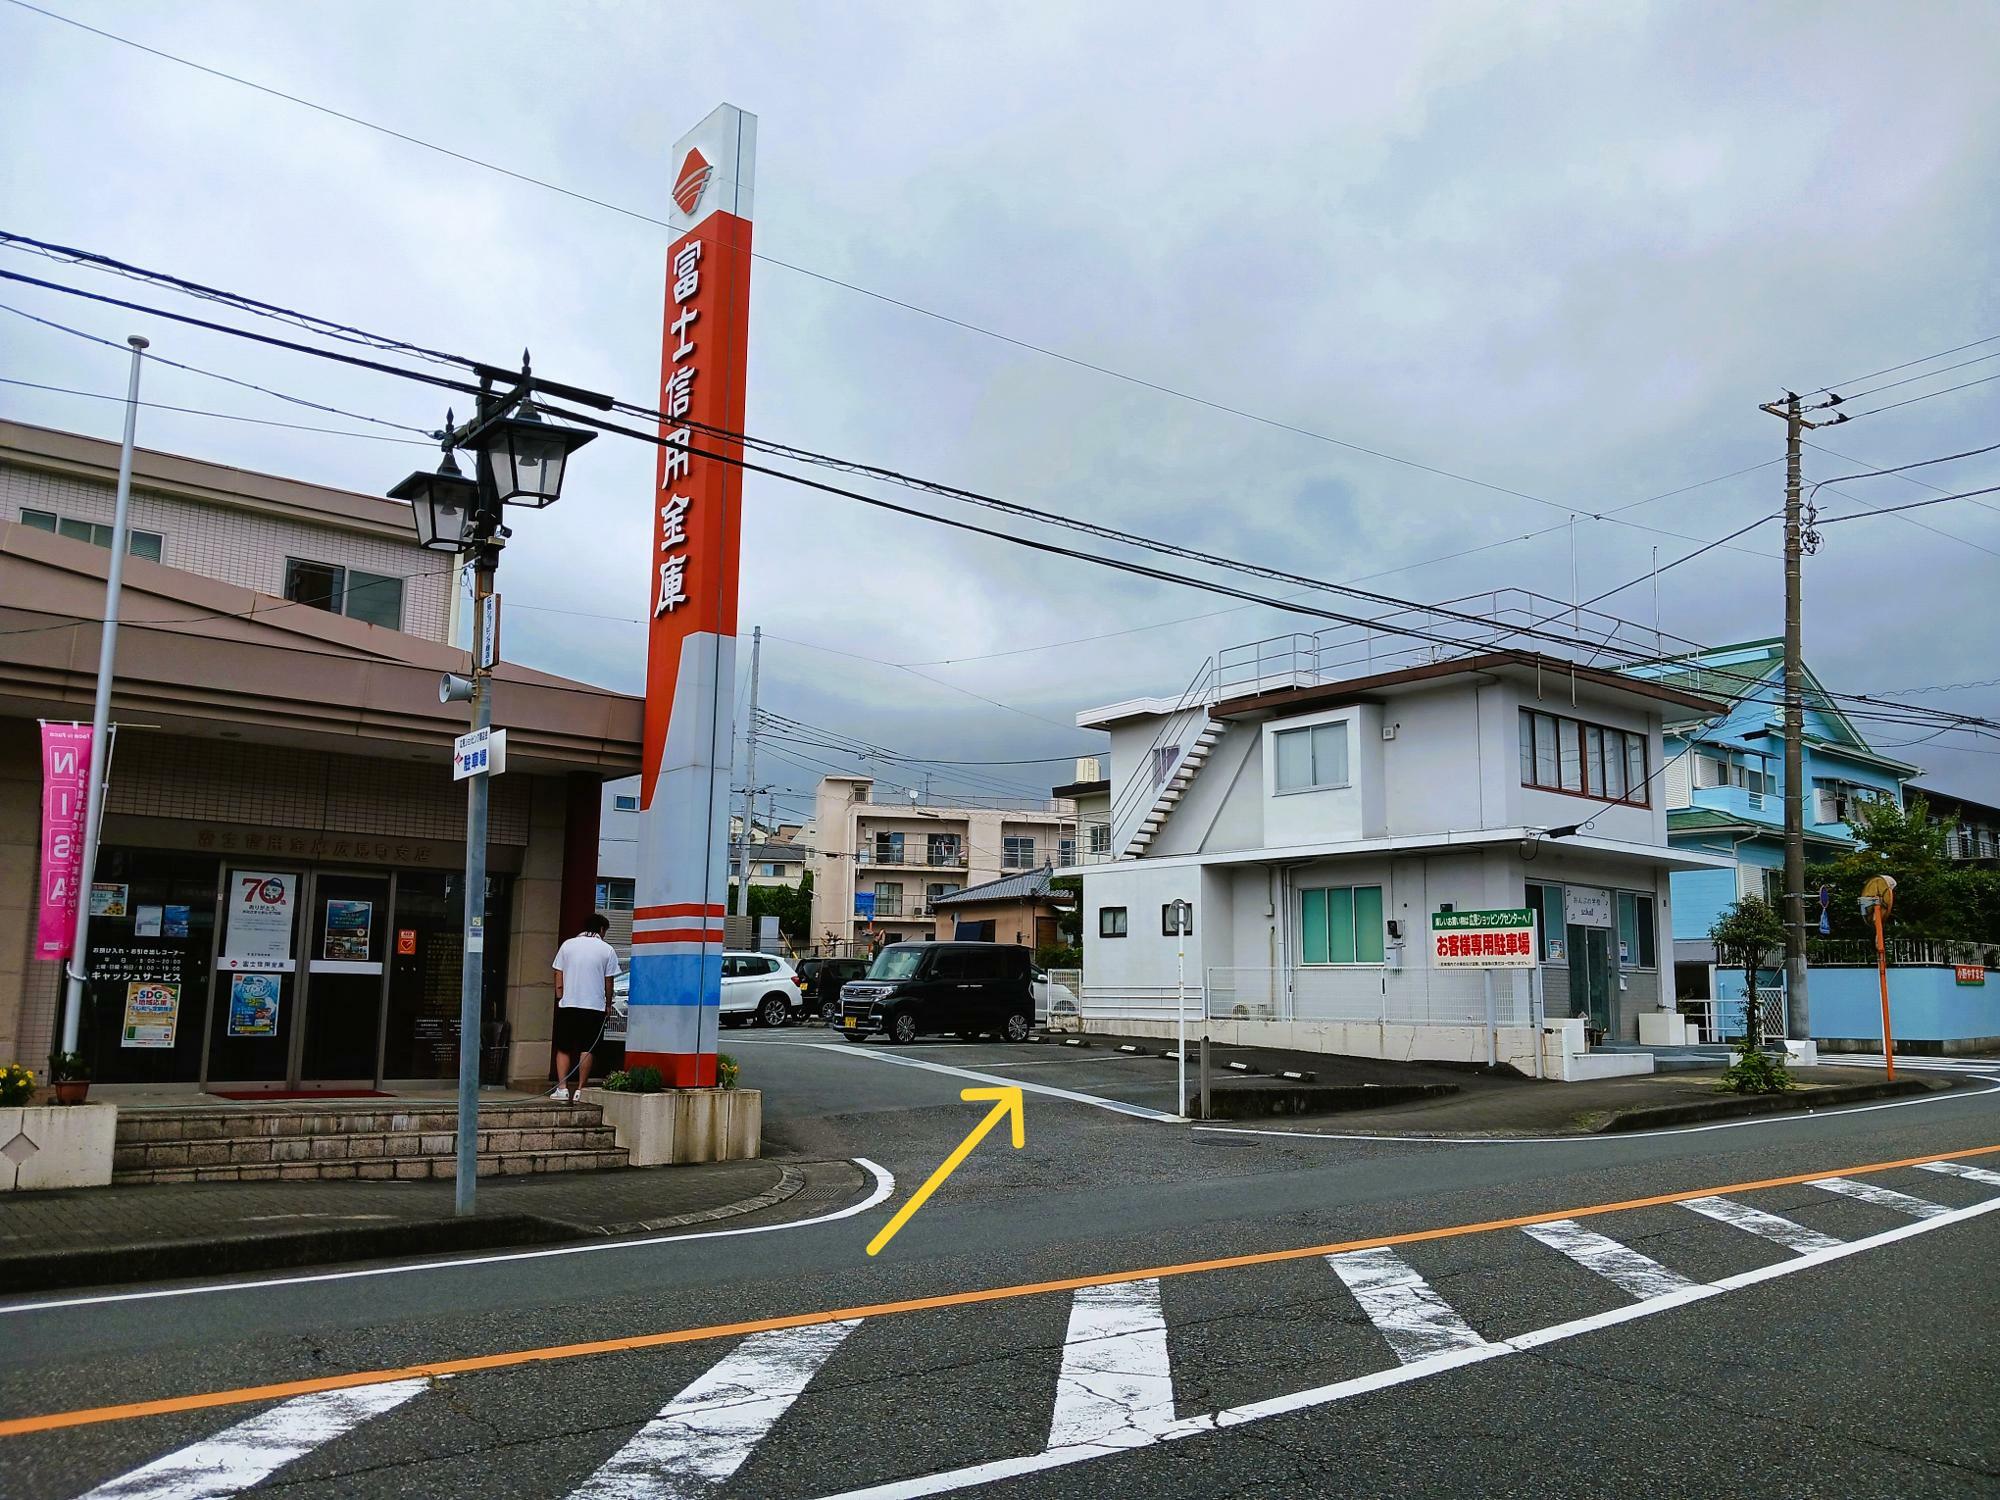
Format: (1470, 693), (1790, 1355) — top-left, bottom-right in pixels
(2, 1033), (1996, 1498)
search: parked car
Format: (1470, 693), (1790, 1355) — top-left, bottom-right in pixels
(838, 941), (1036, 1044)
(1034, 969), (1079, 1027)
(600, 952), (803, 1053)
(797, 956), (870, 1023)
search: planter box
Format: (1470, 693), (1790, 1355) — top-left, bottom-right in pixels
(0, 1103), (118, 1191)
(578, 1088), (760, 1166)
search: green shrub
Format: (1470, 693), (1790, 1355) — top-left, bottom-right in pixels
(625, 1065), (664, 1094)
(599, 1070), (632, 1092)
(1717, 1043), (1794, 1095)
(0, 1063), (35, 1106)
(48, 1051), (88, 1083)
(717, 1053), (739, 1090)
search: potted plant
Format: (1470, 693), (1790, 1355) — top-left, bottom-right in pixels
(48, 1051), (91, 1106)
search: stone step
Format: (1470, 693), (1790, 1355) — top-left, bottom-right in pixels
(116, 1103), (600, 1144)
(113, 1123), (620, 1174)
(111, 1147), (629, 1186)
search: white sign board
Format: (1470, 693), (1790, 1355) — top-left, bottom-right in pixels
(1432, 908), (1538, 969)
(221, 870), (297, 971)
(1564, 886), (1613, 928)
(478, 593), (500, 670)
(757, 914), (780, 954)
(453, 726), (508, 781)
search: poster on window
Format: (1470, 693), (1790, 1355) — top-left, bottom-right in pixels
(121, 981), (181, 1048)
(226, 973), (282, 1037)
(90, 883), (129, 918)
(323, 900), (374, 961)
(134, 905), (164, 938)
(163, 905), (190, 939)
(220, 871), (296, 970)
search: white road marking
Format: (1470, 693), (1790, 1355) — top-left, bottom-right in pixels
(808, 1044), (1180, 1122)
(1520, 1219), (1697, 1300)
(573, 1321), (861, 1499)
(1918, 1159), (2000, 1188)
(0, 1159), (896, 1317)
(1327, 1247), (1489, 1365)
(802, 1193), (2000, 1499)
(1681, 1196), (1841, 1254)
(72, 1379), (428, 1500)
(1811, 1176), (1951, 1219)
(1191, 1073), (2000, 1147)
(1047, 1279), (1177, 1452)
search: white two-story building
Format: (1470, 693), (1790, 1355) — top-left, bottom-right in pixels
(1060, 645), (1732, 1073)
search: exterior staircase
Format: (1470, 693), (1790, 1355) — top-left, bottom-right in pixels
(1127, 719), (1225, 857)
(112, 1100), (628, 1185)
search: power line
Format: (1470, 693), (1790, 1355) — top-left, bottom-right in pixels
(0, 375), (432, 443)
(1806, 437), (2000, 494)
(1833, 349), (2000, 404)
(1809, 331), (2000, 397)
(1847, 369), (2000, 420)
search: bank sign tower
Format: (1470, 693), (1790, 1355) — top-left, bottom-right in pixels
(627, 104), (757, 1086)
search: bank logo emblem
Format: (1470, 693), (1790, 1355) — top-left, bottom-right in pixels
(673, 149), (713, 217)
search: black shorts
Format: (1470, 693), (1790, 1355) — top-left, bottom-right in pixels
(554, 1005), (605, 1056)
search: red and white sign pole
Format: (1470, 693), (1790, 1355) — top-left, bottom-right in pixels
(628, 105), (757, 1087)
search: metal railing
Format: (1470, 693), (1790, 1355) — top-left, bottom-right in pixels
(859, 843), (968, 868)
(1807, 936), (2000, 967)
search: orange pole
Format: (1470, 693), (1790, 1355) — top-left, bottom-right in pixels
(1875, 903), (1894, 1081)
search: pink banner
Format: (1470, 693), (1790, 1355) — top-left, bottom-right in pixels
(36, 722), (92, 961)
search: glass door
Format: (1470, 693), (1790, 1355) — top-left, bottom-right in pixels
(204, 867), (305, 1089)
(298, 871), (393, 1086)
(1567, 923), (1613, 1033)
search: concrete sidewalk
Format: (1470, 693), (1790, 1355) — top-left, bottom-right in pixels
(1069, 1028), (1968, 1135)
(0, 1157), (865, 1295)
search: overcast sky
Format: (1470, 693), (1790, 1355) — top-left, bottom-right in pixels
(5, 0), (1998, 819)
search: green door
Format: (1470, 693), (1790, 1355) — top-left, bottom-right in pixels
(1567, 924), (1613, 1032)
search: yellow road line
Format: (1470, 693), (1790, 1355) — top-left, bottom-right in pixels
(6, 1139), (1997, 1439)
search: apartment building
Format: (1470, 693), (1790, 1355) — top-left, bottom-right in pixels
(807, 775), (1077, 953)
(0, 420), (637, 1092)
(596, 779), (807, 953)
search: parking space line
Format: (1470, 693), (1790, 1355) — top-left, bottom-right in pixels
(807, 1044), (1180, 1122)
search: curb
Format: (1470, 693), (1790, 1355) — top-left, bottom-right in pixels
(1589, 1076), (1945, 1134)
(0, 1165), (803, 1295)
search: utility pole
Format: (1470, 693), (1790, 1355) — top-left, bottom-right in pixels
(735, 624), (762, 915)
(1759, 391), (1828, 1044)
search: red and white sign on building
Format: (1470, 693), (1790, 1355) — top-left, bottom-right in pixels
(35, 721), (92, 960)
(628, 104), (758, 1088)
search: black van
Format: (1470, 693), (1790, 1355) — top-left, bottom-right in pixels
(837, 942), (1036, 1044)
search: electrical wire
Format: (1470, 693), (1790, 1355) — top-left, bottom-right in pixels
(1845, 370), (2000, 420)
(1832, 349), (2000, 404)
(1808, 331), (2000, 397)
(1805, 437), (2000, 494)
(1815, 483), (2000, 524)
(0, 375), (433, 444)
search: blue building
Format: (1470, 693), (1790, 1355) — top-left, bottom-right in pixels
(1619, 640), (1917, 1004)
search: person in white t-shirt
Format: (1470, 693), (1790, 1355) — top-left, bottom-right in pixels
(550, 914), (620, 1102)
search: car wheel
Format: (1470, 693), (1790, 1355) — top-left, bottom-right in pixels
(888, 1010), (920, 1045)
(758, 994), (790, 1028)
(821, 1000), (839, 1025)
(1002, 1011), (1032, 1043)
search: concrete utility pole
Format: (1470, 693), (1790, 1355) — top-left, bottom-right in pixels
(735, 624), (762, 914)
(1760, 391), (1825, 1044)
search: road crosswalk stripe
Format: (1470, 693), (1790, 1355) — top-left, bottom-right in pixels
(1046, 1278), (1176, 1452)
(70, 1378), (428, 1500)
(1811, 1176), (1951, 1219)
(1918, 1160), (2000, 1188)
(1520, 1219), (1697, 1300)
(1326, 1247), (1489, 1365)
(1680, 1196), (1842, 1254)
(571, 1320), (861, 1499)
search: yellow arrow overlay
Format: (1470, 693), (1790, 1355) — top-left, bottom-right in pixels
(866, 1086), (1025, 1257)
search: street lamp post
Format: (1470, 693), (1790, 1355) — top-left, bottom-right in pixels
(1169, 898), (1192, 1117)
(389, 364), (592, 1215)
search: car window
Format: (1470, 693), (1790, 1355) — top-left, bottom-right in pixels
(870, 948), (926, 980)
(753, 956), (778, 975)
(721, 956), (747, 978)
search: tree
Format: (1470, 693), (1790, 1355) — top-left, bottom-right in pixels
(1049, 876), (1082, 945)
(748, 869), (813, 950)
(1710, 896), (1785, 1049)
(1840, 792), (1952, 875)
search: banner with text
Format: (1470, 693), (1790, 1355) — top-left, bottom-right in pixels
(35, 722), (92, 961)
(1432, 908), (1538, 968)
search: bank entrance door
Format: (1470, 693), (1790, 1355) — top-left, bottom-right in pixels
(1566, 923), (1613, 1033)
(203, 866), (393, 1091)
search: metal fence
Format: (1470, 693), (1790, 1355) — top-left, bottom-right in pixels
(1076, 967), (1533, 1028)
(1807, 936), (2000, 967)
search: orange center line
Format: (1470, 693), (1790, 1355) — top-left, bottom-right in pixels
(5, 1139), (1998, 1439)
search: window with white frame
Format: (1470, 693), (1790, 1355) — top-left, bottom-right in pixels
(1088, 823), (1111, 855)
(1297, 884), (1383, 964)
(612, 794), (639, 812)
(1274, 721), (1349, 794)
(282, 557), (403, 630)
(1151, 745), (1181, 788)
(21, 508), (163, 561)
(1002, 836), (1037, 869)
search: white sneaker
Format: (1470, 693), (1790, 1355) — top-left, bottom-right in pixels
(549, 1086), (567, 1099)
